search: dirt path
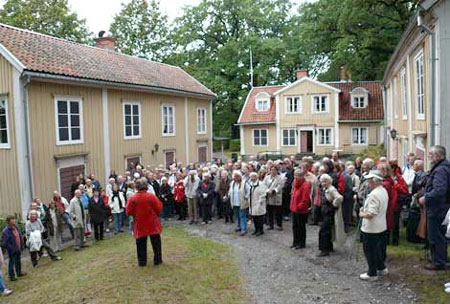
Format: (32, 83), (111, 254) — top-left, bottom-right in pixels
(180, 220), (417, 304)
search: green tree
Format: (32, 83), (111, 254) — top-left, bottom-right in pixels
(0, 0), (92, 44)
(110, 0), (169, 61)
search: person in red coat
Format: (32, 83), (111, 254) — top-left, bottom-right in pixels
(173, 173), (187, 221)
(126, 178), (163, 267)
(290, 168), (311, 250)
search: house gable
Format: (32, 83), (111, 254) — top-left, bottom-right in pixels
(273, 77), (341, 96)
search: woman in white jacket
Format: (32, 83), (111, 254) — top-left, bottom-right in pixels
(184, 171), (200, 224)
(248, 172), (267, 236)
(109, 184), (126, 234)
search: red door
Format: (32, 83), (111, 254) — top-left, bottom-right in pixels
(198, 146), (207, 163)
(59, 165), (85, 199)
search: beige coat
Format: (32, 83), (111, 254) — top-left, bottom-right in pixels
(248, 181), (268, 216)
(68, 197), (85, 228)
(263, 174), (285, 206)
(229, 181), (249, 209)
(324, 185), (346, 247)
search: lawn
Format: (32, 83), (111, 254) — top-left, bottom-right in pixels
(387, 229), (450, 304)
(4, 227), (246, 304)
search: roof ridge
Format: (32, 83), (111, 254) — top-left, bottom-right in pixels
(325, 80), (382, 84)
(253, 85), (285, 88)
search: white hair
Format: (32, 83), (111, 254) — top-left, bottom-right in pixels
(232, 170), (242, 177)
(320, 174), (333, 183)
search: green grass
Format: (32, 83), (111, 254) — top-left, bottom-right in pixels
(4, 227), (246, 304)
(387, 229), (450, 304)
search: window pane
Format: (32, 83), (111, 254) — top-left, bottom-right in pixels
(283, 137), (288, 145)
(71, 115), (79, 127)
(58, 101), (67, 114)
(125, 126), (132, 136)
(71, 128), (80, 140)
(59, 128), (69, 141)
(290, 137), (295, 146)
(70, 101), (79, 114)
(133, 105), (139, 115)
(0, 101), (5, 114)
(133, 126), (140, 136)
(290, 130), (296, 138)
(261, 130), (267, 137)
(133, 115), (139, 125)
(125, 115), (131, 125)
(0, 130), (7, 143)
(0, 115), (6, 129)
(283, 130), (288, 138)
(361, 128), (367, 143)
(124, 104), (131, 115)
(58, 114), (68, 127)
(261, 137), (267, 145)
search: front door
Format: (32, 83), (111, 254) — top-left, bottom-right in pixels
(300, 131), (313, 153)
(165, 151), (175, 168)
(59, 165), (85, 199)
(198, 146), (207, 164)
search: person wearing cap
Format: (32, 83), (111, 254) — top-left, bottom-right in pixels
(197, 173), (215, 224)
(359, 169), (388, 281)
(89, 188), (108, 241)
(229, 170), (250, 235)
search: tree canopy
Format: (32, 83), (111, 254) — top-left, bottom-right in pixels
(0, 0), (92, 44)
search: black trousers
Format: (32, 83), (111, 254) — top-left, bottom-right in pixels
(136, 234), (162, 267)
(93, 222), (104, 241)
(252, 215), (265, 233)
(201, 202), (212, 223)
(176, 201), (187, 219)
(292, 213), (308, 248)
(216, 196), (224, 218)
(319, 209), (334, 253)
(342, 197), (353, 231)
(30, 239), (57, 266)
(267, 205), (283, 228)
(312, 205), (321, 225)
(362, 231), (385, 276)
(282, 191), (291, 217)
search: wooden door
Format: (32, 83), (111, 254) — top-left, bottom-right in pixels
(300, 131), (308, 153)
(198, 146), (207, 163)
(126, 156), (140, 171)
(165, 151), (175, 168)
(59, 165), (85, 199)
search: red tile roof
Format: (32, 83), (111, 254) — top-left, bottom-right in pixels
(0, 24), (214, 97)
(327, 81), (384, 121)
(238, 86), (282, 124)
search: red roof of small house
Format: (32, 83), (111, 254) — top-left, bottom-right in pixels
(0, 24), (214, 98)
(327, 81), (384, 121)
(237, 86), (283, 124)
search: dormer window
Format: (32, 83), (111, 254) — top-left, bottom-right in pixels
(350, 87), (369, 109)
(255, 92), (271, 112)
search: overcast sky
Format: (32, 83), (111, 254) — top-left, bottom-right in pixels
(0, 0), (311, 35)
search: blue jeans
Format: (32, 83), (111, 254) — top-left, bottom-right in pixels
(113, 213), (123, 232)
(8, 252), (21, 280)
(0, 271), (6, 292)
(62, 212), (74, 237)
(233, 206), (248, 232)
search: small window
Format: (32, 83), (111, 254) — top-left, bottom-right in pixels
(312, 95), (329, 113)
(352, 127), (368, 145)
(400, 69), (407, 119)
(285, 96), (301, 113)
(317, 128), (332, 145)
(352, 96), (366, 108)
(162, 104), (175, 136)
(197, 107), (207, 134)
(282, 129), (296, 146)
(0, 97), (10, 148)
(123, 102), (141, 139)
(414, 51), (425, 119)
(253, 129), (268, 146)
(393, 77), (398, 119)
(256, 99), (269, 111)
(350, 87), (369, 109)
(55, 97), (83, 145)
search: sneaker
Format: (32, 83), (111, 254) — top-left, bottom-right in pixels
(444, 282), (450, 288)
(53, 256), (62, 261)
(445, 287), (450, 294)
(201, 222), (207, 225)
(378, 268), (388, 276)
(359, 273), (378, 281)
(2, 289), (13, 296)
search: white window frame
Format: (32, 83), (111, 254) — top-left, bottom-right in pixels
(161, 104), (176, 136)
(0, 95), (10, 149)
(253, 129), (268, 147)
(54, 96), (84, 146)
(393, 76), (398, 119)
(197, 107), (207, 134)
(351, 127), (369, 146)
(284, 96), (302, 114)
(352, 95), (367, 109)
(255, 92), (270, 112)
(281, 128), (297, 146)
(350, 87), (369, 109)
(122, 101), (142, 140)
(311, 95), (329, 113)
(317, 127), (333, 146)
(414, 50), (425, 120)
(400, 68), (407, 120)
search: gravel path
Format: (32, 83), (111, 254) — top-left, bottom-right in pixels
(180, 220), (417, 304)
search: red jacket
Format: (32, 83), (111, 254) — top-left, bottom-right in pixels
(173, 180), (186, 204)
(383, 177), (396, 231)
(126, 191), (163, 239)
(290, 179), (311, 214)
(337, 173), (345, 195)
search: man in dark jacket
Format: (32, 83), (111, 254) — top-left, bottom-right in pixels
(1, 216), (25, 281)
(282, 160), (294, 220)
(89, 188), (108, 241)
(420, 145), (450, 270)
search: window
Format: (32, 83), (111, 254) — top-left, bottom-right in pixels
(285, 96), (301, 113)
(414, 51), (425, 119)
(350, 87), (369, 109)
(317, 128), (332, 145)
(312, 95), (329, 113)
(352, 127), (368, 145)
(282, 129), (296, 146)
(256, 99), (269, 111)
(386, 86), (391, 121)
(55, 97), (83, 145)
(253, 129), (268, 146)
(162, 105), (175, 136)
(393, 77), (398, 119)
(401, 69), (407, 119)
(0, 97), (10, 148)
(123, 102), (141, 139)
(197, 107), (207, 134)
(353, 96), (366, 108)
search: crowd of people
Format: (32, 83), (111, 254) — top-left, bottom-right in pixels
(1, 145), (449, 296)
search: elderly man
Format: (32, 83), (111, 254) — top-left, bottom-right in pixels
(407, 160), (427, 243)
(420, 145), (450, 270)
(184, 170), (200, 224)
(126, 178), (163, 267)
(68, 190), (86, 251)
(359, 170), (388, 281)
(264, 166), (285, 231)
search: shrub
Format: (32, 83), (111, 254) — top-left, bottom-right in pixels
(229, 139), (240, 152)
(0, 215), (26, 234)
(358, 144), (386, 162)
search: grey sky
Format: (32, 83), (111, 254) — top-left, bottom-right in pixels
(0, 0), (312, 35)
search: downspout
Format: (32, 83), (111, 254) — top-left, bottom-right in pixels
(21, 74), (33, 197)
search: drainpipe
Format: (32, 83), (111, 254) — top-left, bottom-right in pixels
(417, 14), (436, 147)
(21, 74), (33, 197)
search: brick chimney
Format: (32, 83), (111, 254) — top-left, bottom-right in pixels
(296, 69), (309, 80)
(340, 66), (352, 82)
(95, 31), (116, 51)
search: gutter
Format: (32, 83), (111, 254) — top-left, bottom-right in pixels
(22, 71), (216, 101)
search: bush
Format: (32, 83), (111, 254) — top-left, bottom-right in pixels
(358, 144), (386, 162)
(0, 215), (26, 234)
(229, 139), (240, 152)
(213, 140), (230, 152)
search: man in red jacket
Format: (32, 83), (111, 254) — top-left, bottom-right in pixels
(126, 178), (163, 267)
(290, 168), (311, 250)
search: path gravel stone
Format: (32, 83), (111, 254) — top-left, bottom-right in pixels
(178, 220), (417, 304)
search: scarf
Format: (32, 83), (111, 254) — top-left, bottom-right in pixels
(112, 191), (123, 209)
